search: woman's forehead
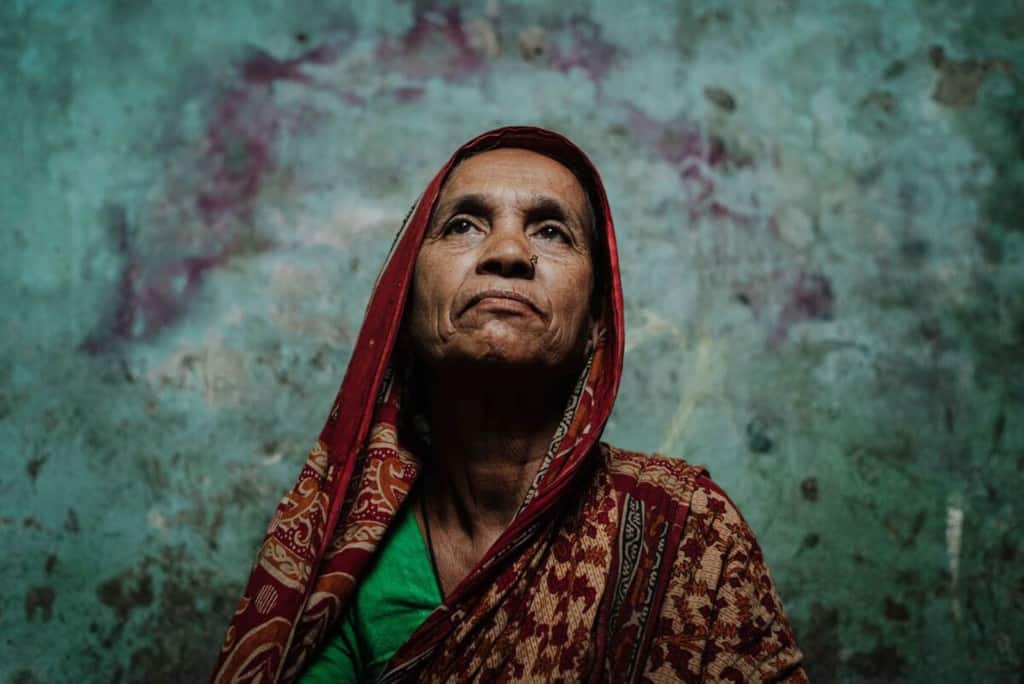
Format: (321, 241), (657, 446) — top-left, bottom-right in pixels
(436, 148), (590, 222)
(446, 148), (583, 194)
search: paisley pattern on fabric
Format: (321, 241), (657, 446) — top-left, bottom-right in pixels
(282, 419), (422, 679)
(255, 441), (331, 590)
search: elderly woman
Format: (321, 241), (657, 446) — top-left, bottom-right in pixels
(213, 127), (805, 682)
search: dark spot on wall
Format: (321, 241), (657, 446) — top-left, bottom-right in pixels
(863, 90), (898, 114)
(883, 596), (910, 621)
(102, 203), (133, 257)
(519, 26), (547, 62)
(800, 477), (819, 502)
(993, 412), (1006, 450)
(703, 86), (736, 112)
(883, 59), (906, 79)
(975, 226), (1004, 264)
(802, 603), (839, 682)
(771, 270), (836, 344)
(789, 271), (835, 321)
(803, 532), (820, 548)
(108, 546), (238, 680)
(10, 670), (38, 684)
(848, 642), (907, 680)
(25, 586), (55, 622)
(746, 418), (775, 454)
(982, 157), (1024, 230)
(896, 569), (921, 585)
(899, 238), (928, 261)
(1000, 534), (1017, 562)
(207, 508), (225, 551)
(295, 32), (308, 43)
(393, 85), (426, 102)
(130, 647), (161, 674)
(903, 510), (926, 548)
(45, 554), (57, 574)
(933, 56), (991, 108)
(65, 509), (80, 534)
(97, 568), (154, 620)
(26, 455), (46, 481)
(919, 318), (941, 342)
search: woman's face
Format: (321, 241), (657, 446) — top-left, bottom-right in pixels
(407, 148), (595, 374)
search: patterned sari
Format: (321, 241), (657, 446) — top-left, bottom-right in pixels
(212, 127), (806, 682)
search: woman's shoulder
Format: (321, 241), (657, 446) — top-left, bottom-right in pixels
(599, 442), (707, 495)
(598, 442), (751, 537)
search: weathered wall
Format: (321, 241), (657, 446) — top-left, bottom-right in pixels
(2, 1), (1021, 681)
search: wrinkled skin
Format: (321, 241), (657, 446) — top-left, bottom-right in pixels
(407, 148), (595, 377)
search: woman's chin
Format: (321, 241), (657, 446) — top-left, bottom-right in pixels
(419, 328), (583, 376)
(439, 342), (581, 379)
(465, 343), (545, 368)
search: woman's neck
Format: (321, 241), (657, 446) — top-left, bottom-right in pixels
(420, 366), (572, 539)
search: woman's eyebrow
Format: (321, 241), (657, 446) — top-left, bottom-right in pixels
(437, 193), (494, 220)
(523, 196), (579, 228)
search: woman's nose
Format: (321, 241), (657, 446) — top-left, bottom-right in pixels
(476, 221), (535, 279)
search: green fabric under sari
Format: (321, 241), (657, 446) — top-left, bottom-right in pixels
(300, 500), (441, 683)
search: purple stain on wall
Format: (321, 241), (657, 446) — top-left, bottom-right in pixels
(393, 85), (427, 103)
(199, 42), (346, 224)
(242, 50), (313, 86)
(86, 42), (348, 350)
(114, 256), (226, 343)
(625, 106), (755, 224)
(787, 272), (835, 321)
(770, 271), (836, 345)
(83, 205), (229, 351)
(240, 44), (342, 87)
(375, 6), (485, 82)
(547, 16), (619, 82)
(194, 90), (276, 225)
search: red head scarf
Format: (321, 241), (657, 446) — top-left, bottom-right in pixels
(212, 126), (625, 682)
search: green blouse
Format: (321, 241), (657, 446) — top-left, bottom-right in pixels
(300, 500), (442, 683)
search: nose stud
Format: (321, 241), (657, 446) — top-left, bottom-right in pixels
(529, 254), (538, 267)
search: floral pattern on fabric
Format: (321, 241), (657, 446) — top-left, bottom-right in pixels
(380, 446), (805, 683)
(642, 477), (807, 683)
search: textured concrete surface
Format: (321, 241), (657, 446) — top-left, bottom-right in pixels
(2, 1), (1022, 681)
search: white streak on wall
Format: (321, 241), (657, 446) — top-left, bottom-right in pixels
(946, 494), (964, 622)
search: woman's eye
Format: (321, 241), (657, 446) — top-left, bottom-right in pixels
(536, 225), (568, 242)
(444, 219), (475, 236)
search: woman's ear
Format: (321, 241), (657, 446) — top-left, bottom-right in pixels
(583, 316), (603, 358)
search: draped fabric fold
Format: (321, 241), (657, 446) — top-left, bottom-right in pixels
(212, 126), (805, 683)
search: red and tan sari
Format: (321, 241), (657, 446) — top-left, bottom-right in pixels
(212, 127), (806, 683)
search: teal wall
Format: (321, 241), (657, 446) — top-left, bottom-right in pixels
(3, 1), (1022, 681)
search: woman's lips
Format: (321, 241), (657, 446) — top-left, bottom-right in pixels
(462, 289), (543, 317)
